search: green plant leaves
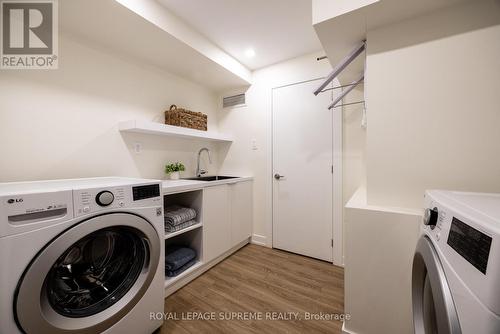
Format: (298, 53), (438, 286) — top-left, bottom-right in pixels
(165, 162), (186, 174)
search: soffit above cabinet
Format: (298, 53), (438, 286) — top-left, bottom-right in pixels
(59, 0), (252, 93)
(313, 0), (472, 84)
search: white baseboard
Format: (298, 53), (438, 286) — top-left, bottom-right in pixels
(251, 233), (267, 246)
(342, 322), (358, 334)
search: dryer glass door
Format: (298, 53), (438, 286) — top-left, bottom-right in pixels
(412, 236), (461, 334)
(15, 213), (161, 334)
(422, 273), (438, 333)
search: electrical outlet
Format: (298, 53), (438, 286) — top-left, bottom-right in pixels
(133, 142), (142, 154)
(251, 139), (258, 150)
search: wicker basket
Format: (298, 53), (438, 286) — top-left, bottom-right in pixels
(165, 105), (207, 131)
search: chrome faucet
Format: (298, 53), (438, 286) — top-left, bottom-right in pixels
(196, 147), (212, 177)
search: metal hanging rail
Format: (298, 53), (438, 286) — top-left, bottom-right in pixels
(330, 101), (365, 109)
(320, 81), (364, 93)
(328, 74), (364, 110)
(313, 41), (365, 96)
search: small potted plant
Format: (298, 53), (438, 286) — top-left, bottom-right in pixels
(165, 162), (185, 180)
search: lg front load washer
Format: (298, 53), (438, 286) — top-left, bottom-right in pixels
(412, 190), (500, 334)
(0, 177), (164, 334)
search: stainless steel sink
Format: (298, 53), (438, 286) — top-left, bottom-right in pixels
(183, 176), (239, 181)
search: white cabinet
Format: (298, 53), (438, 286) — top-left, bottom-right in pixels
(202, 185), (231, 263)
(163, 179), (253, 296)
(229, 181), (253, 247)
(202, 181), (253, 263)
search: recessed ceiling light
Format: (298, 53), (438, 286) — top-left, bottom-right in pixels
(244, 48), (255, 58)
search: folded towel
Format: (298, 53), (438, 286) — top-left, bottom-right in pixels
(164, 205), (197, 226)
(165, 246), (196, 271)
(166, 258), (197, 277)
(165, 219), (198, 233)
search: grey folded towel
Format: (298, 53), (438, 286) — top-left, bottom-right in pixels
(165, 219), (198, 233)
(164, 205), (197, 226)
(166, 258), (197, 277)
(165, 246), (196, 271)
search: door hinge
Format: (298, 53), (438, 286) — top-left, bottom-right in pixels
(331, 239), (334, 247)
(331, 165), (334, 174)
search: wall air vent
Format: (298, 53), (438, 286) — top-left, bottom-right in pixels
(223, 93), (246, 108)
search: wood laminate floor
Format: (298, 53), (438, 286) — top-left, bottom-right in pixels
(155, 244), (345, 334)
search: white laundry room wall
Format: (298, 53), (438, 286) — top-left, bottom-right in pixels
(0, 33), (221, 182)
(344, 1), (500, 334)
(365, 0), (500, 209)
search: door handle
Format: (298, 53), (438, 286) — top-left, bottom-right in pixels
(274, 173), (285, 180)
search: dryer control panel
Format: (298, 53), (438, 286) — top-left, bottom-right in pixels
(447, 216), (492, 274)
(424, 192), (495, 275)
(423, 190), (500, 315)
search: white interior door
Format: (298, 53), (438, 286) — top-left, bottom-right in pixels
(272, 79), (334, 262)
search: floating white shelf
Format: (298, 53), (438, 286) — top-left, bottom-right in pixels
(164, 261), (204, 287)
(165, 222), (203, 240)
(119, 120), (233, 143)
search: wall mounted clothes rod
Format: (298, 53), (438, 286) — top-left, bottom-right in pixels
(328, 74), (364, 110)
(330, 101), (365, 109)
(313, 40), (365, 96)
(320, 81), (364, 93)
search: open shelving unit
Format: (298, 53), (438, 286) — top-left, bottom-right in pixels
(119, 120), (233, 143)
(163, 190), (204, 288)
(165, 222), (203, 240)
(164, 227), (204, 287)
(164, 261), (204, 287)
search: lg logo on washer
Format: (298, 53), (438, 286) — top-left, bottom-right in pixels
(1, 0), (58, 69)
(7, 198), (23, 204)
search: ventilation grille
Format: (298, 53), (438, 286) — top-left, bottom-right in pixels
(223, 93), (245, 108)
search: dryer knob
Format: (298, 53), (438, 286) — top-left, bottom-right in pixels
(423, 207), (438, 228)
(96, 191), (114, 207)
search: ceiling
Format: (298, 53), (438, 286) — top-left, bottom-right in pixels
(157, 0), (323, 70)
(60, 0), (251, 93)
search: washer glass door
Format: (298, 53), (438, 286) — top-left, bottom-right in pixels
(46, 227), (146, 317)
(15, 213), (160, 334)
(412, 236), (461, 334)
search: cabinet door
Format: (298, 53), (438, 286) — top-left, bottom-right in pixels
(203, 185), (231, 263)
(230, 181), (253, 247)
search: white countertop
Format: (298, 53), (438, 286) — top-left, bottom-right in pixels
(0, 177), (160, 195)
(162, 176), (253, 194)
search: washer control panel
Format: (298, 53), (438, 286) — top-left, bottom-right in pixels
(96, 191), (115, 207)
(74, 186), (127, 217)
(73, 182), (161, 217)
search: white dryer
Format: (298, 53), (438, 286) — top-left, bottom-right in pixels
(0, 177), (164, 334)
(413, 190), (500, 334)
